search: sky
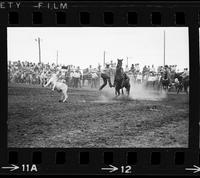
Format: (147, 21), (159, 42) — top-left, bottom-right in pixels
(7, 27), (189, 71)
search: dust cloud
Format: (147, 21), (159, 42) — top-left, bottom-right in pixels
(98, 81), (167, 102)
(129, 82), (167, 101)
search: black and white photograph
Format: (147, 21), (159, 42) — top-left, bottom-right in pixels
(7, 27), (189, 148)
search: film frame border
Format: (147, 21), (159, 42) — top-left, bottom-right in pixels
(0, 1), (199, 175)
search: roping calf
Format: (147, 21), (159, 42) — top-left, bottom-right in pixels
(44, 73), (68, 102)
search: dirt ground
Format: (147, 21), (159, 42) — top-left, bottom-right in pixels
(8, 83), (189, 148)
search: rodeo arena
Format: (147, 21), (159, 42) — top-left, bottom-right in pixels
(8, 58), (189, 148)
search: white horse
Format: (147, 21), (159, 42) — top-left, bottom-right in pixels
(44, 72), (68, 102)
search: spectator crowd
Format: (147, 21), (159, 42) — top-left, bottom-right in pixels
(8, 60), (189, 88)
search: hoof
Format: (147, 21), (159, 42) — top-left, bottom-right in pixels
(59, 100), (62, 102)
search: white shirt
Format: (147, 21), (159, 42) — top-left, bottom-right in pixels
(73, 72), (81, 78)
(135, 65), (140, 71)
(70, 72), (74, 78)
(91, 73), (98, 79)
(150, 67), (155, 72)
(101, 67), (112, 76)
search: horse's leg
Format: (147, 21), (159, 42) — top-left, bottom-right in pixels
(63, 90), (68, 102)
(126, 88), (129, 96)
(115, 88), (118, 96)
(127, 85), (130, 96)
(125, 86), (129, 96)
(116, 86), (120, 96)
(115, 86), (119, 97)
(117, 87), (120, 96)
(121, 88), (124, 95)
(59, 93), (63, 102)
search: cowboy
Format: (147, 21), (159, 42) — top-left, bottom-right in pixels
(99, 63), (114, 90)
(163, 65), (171, 83)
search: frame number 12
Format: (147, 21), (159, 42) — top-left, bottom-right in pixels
(121, 165), (132, 174)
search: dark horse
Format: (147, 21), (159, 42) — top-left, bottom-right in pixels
(113, 59), (131, 96)
(160, 71), (170, 91)
(174, 72), (189, 94)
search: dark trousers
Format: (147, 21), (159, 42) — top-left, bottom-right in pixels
(91, 79), (97, 88)
(99, 73), (112, 90)
(73, 78), (79, 88)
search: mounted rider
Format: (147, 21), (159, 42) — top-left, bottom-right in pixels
(162, 65), (171, 79)
(162, 65), (172, 86)
(99, 63), (114, 90)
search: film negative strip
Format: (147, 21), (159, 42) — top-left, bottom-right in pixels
(0, 0), (199, 175)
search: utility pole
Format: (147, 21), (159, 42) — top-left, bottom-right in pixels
(35, 37), (41, 63)
(126, 56), (133, 67)
(163, 30), (166, 66)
